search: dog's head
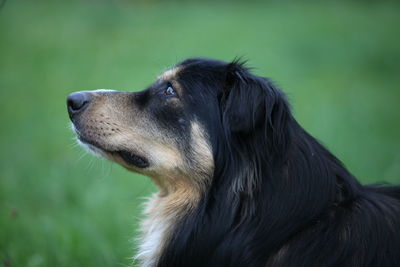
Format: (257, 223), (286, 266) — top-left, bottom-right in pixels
(67, 58), (290, 194)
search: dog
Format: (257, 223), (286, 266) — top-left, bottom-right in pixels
(67, 58), (400, 267)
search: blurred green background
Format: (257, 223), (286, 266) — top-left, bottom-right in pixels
(0, 0), (399, 266)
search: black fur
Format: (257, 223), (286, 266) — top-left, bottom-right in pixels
(159, 58), (400, 267)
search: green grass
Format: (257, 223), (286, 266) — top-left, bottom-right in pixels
(1, 0), (399, 266)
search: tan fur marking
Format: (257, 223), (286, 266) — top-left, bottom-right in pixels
(189, 121), (214, 183)
(158, 66), (182, 81)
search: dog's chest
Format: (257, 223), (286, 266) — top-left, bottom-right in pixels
(135, 186), (201, 266)
(137, 218), (169, 266)
(136, 195), (180, 267)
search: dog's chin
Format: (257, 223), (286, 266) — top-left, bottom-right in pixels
(76, 136), (150, 169)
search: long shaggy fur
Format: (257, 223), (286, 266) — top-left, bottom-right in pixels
(68, 57), (400, 267)
(157, 58), (400, 267)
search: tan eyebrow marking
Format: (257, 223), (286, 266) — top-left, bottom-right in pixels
(158, 66), (182, 81)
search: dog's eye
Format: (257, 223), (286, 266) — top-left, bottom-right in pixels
(164, 86), (175, 96)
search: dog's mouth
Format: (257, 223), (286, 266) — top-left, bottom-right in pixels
(76, 132), (150, 169)
(117, 150), (149, 169)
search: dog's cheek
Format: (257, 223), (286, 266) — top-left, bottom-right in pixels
(149, 143), (184, 171)
(148, 103), (189, 143)
(187, 121), (214, 181)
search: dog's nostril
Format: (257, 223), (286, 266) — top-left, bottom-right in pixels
(67, 92), (90, 114)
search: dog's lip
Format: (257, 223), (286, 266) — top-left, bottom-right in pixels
(75, 132), (149, 169)
(117, 151), (150, 169)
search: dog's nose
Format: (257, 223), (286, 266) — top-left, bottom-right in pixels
(67, 92), (90, 117)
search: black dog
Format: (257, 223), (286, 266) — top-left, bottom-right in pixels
(67, 58), (400, 267)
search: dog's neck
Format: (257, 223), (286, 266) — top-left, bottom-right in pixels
(136, 170), (208, 267)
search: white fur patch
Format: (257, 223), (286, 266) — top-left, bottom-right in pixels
(135, 195), (171, 267)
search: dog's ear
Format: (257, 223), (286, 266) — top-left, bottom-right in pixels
(220, 60), (291, 145)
